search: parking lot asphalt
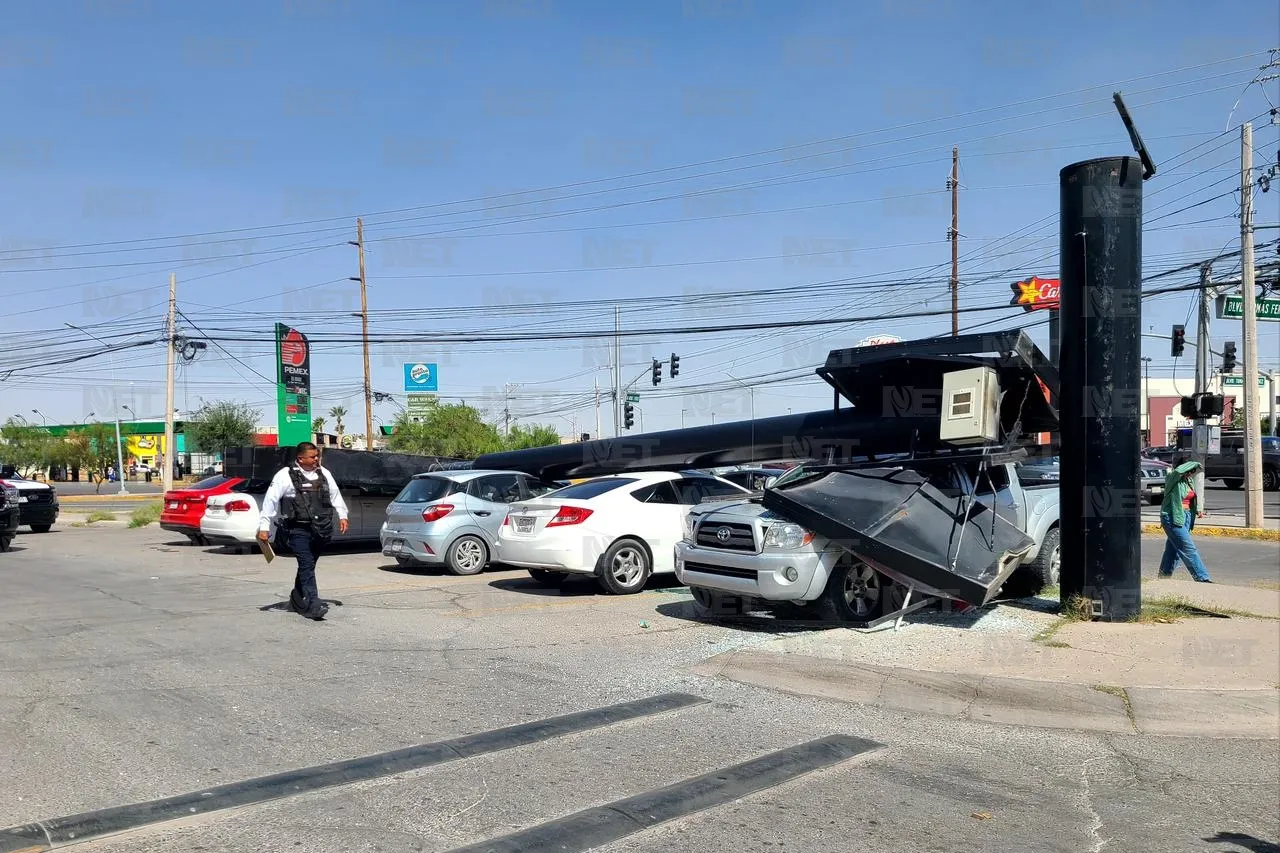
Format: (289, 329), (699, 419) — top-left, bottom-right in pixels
(1, 525), (1277, 852)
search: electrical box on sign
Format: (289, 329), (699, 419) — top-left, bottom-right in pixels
(939, 367), (1001, 445)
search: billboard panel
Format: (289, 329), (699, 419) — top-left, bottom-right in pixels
(275, 323), (312, 448)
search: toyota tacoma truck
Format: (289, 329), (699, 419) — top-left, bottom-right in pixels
(674, 455), (1061, 623)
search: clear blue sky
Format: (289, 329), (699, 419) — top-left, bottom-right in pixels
(1, 0), (1277, 436)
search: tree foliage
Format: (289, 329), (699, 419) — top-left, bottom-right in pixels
(184, 401), (261, 455)
(385, 400), (561, 458)
(0, 420), (55, 476)
(70, 423), (130, 492)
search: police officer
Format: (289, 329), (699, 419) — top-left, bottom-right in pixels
(257, 442), (350, 619)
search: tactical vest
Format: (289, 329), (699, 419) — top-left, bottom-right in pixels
(281, 466), (336, 540)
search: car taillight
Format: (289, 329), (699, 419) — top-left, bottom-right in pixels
(225, 500), (252, 512)
(422, 504), (454, 523)
(547, 506), (593, 527)
(502, 513), (510, 526)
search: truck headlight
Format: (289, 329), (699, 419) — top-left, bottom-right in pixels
(682, 513), (697, 543)
(763, 523), (812, 550)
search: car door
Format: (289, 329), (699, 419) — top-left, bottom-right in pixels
(625, 480), (689, 573)
(466, 474), (522, 544)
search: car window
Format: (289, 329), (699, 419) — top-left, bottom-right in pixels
(521, 476), (560, 499)
(631, 481), (682, 504)
(687, 477), (747, 500)
(395, 476), (456, 504)
(189, 474), (232, 491)
(470, 474), (521, 504)
(540, 477), (639, 500)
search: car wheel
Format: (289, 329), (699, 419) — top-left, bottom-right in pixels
(1224, 478), (1244, 490)
(29, 524), (51, 533)
(0, 535), (11, 552)
(816, 558), (892, 622)
(1002, 526), (1061, 598)
(445, 535), (488, 576)
(1264, 468), (1279, 492)
(689, 585), (746, 618)
(597, 538), (651, 595)
(527, 568), (568, 587)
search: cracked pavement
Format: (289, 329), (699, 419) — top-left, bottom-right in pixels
(1, 524), (1277, 852)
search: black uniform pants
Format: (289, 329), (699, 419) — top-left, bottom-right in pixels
(287, 525), (327, 610)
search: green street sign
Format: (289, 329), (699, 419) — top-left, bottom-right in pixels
(626, 393), (640, 403)
(1222, 375), (1267, 387)
(1216, 294), (1280, 320)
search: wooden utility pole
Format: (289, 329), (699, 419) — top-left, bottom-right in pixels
(1239, 122), (1264, 527)
(949, 146), (959, 336)
(162, 272), (177, 493)
(350, 218), (374, 452)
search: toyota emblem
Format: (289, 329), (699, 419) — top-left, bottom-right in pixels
(716, 526), (732, 542)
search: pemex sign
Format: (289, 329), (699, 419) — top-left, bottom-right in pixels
(1010, 276), (1061, 312)
(275, 323), (312, 448)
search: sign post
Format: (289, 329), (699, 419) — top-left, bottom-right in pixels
(275, 323), (312, 448)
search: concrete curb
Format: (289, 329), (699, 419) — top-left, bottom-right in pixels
(1141, 523), (1280, 541)
(58, 494), (159, 503)
(692, 650), (1280, 738)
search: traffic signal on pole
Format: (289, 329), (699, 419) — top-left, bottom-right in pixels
(1220, 341), (1237, 373)
(624, 401), (635, 430)
(1170, 324), (1186, 357)
(651, 358), (662, 386)
(670, 353), (680, 379)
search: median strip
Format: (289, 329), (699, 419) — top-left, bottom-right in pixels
(443, 734), (884, 853)
(0, 692), (708, 853)
(1141, 523), (1280, 541)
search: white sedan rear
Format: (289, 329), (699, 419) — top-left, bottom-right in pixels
(496, 471), (750, 594)
(200, 492), (261, 547)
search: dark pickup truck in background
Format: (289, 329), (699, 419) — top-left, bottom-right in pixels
(1175, 431), (1280, 491)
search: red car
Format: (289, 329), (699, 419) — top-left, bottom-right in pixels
(160, 474), (245, 545)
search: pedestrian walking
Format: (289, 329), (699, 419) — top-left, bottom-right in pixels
(1158, 460), (1212, 583)
(257, 441), (350, 619)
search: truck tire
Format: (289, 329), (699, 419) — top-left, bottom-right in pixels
(1002, 526), (1060, 598)
(29, 524), (51, 533)
(596, 537), (651, 595)
(1223, 478), (1243, 490)
(815, 558), (891, 623)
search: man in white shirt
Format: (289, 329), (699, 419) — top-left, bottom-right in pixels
(257, 442), (350, 620)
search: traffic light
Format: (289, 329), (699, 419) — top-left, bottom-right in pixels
(1170, 324), (1186, 357)
(1220, 341), (1237, 373)
(623, 401), (635, 430)
(670, 353), (680, 379)
(651, 358), (662, 386)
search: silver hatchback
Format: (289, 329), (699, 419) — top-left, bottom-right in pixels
(380, 470), (561, 575)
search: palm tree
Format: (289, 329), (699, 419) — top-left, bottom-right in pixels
(312, 416), (326, 434)
(329, 406), (346, 436)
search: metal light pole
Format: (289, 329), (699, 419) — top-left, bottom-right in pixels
(65, 323), (129, 495)
(724, 371), (756, 462)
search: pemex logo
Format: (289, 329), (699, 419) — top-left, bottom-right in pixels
(281, 328), (307, 367)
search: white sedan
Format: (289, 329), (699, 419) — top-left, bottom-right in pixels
(496, 471), (751, 594)
(200, 491), (262, 549)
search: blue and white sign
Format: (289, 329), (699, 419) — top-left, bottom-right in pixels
(403, 362), (438, 392)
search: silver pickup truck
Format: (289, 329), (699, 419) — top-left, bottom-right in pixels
(674, 458), (1061, 622)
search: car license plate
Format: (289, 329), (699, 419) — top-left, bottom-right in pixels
(515, 517), (534, 533)
(390, 540), (404, 553)
(168, 501), (179, 509)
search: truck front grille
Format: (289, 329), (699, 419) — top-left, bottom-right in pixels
(684, 561), (756, 580)
(695, 521), (756, 552)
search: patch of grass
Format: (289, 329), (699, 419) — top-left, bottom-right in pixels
(128, 501), (162, 528)
(1031, 594), (1093, 646)
(1133, 595), (1279, 623)
(1093, 684), (1137, 730)
(84, 511), (115, 524)
(1249, 580), (1280, 592)
(1039, 585), (1060, 599)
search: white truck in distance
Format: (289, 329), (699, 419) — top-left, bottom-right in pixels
(674, 458), (1061, 622)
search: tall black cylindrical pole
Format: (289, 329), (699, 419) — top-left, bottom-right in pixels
(1058, 157), (1144, 621)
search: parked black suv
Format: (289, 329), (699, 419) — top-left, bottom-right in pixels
(0, 481), (20, 551)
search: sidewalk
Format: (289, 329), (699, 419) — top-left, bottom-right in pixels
(1140, 509), (1280, 539)
(691, 580), (1280, 738)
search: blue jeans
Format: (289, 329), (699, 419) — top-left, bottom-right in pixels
(287, 526), (327, 611)
(1159, 512), (1211, 581)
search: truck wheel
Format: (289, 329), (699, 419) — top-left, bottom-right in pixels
(1003, 527), (1060, 598)
(527, 568), (568, 587)
(0, 535), (11, 552)
(1223, 478), (1243, 490)
(1264, 468), (1279, 492)
(689, 586), (746, 618)
(816, 559), (890, 623)
(29, 524), (51, 533)
(445, 535), (488, 576)
(597, 538), (651, 595)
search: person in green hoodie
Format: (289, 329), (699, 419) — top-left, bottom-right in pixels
(1158, 460), (1212, 582)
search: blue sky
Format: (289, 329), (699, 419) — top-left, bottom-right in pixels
(1, 0), (1277, 437)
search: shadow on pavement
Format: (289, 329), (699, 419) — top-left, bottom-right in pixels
(1204, 832), (1280, 853)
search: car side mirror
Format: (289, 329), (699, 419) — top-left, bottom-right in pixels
(764, 477), (778, 488)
